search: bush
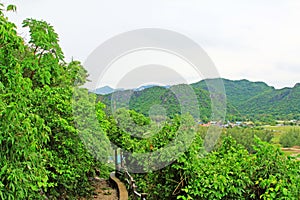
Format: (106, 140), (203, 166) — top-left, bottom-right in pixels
(279, 128), (300, 147)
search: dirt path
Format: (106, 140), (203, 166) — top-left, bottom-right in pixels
(81, 177), (118, 200)
(282, 146), (300, 160)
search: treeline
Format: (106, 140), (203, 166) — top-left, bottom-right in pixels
(279, 128), (300, 148)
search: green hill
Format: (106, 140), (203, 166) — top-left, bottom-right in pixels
(98, 82), (242, 122)
(241, 83), (300, 119)
(97, 78), (299, 121)
(192, 78), (274, 109)
(98, 85), (211, 120)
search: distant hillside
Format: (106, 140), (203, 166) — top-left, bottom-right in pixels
(98, 83), (241, 122)
(97, 78), (300, 121)
(192, 78), (274, 109)
(193, 78), (299, 120)
(93, 86), (115, 95)
(240, 83), (300, 119)
(134, 84), (170, 91)
(94, 84), (169, 94)
(99, 86), (200, 118)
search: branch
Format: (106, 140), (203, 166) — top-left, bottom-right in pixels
(38, 49), (45, 65)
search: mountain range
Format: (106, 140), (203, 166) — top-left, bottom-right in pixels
(96, 78), (300, 121)
(94, 85), (170, 95)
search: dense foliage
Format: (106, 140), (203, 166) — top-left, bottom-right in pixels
(102, 107), (300, 199)
(0, 5), (109, 199)
(224, 127), (274, 153)
(176, 137), (300, 200)
(279, 127), (300, 147)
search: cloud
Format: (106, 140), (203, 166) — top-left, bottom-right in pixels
(6, 0), (300, 88)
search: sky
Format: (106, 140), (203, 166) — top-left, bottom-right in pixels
(5, 0), (300, 89)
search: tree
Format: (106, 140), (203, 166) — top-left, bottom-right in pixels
(0, 4), (109, 199)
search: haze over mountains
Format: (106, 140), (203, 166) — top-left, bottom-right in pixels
(96, 78), (300, 121)
(94, 84), (170, 94)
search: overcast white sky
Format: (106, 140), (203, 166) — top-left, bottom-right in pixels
(5, 0), (300, 89)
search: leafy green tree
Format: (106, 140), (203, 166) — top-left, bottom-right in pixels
(250, 137), (300, 199)
(177, 137), (252, 200)
(177, 137), (300, 200)
(0, 4), (109, 199)
(0, 5), (50, 199)
(279, 128), (300, 147)
(225, 127), (274, 153)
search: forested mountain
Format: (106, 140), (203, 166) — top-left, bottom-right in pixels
(192, 78), (274, 109)
(98, 78), (300, 121)
(192, 78), (300, 120)
(241, 83), (300, 119)
(98, 85), (211, 119)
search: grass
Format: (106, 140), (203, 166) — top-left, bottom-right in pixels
(260, 126), (300, 158)
(262, 126), (300, 144)
(263, 126), (300, 132)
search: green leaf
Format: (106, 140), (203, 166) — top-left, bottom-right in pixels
(6, 4), (16, 12)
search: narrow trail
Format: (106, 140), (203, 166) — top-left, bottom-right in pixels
(81, 178), (118, 200)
